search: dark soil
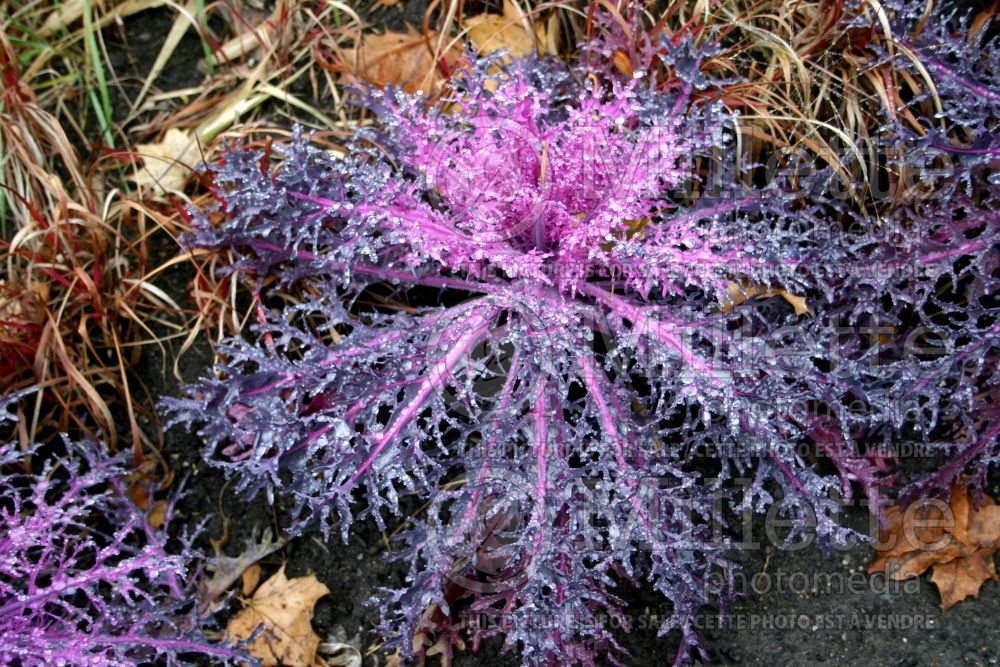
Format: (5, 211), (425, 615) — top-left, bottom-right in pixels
(110, 6), (1000, 667)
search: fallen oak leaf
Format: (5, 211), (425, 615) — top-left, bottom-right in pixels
(226, 564), (330, 667)
(408, 602), (467, 667)
(384, 649), (404, 667)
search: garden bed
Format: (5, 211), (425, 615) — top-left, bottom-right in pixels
(2, 1), (999, 665)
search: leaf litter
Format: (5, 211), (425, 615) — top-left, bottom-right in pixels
(868, 484), (1000, 611)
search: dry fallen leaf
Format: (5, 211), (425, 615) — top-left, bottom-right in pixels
(464, 16), (532, 58)
(721, 279), (810, 316)
(132, 128), (201, 199)
(464, 0), (546, 59)
(868, 484), (1000, 611)
(351, 27), (457, 94)
(968, 495), (1000, 547)
(227, 565), (330, 667)
(931, 548), (998, 611)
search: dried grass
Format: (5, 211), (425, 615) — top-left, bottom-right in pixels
(0, 28), (178, 460)
(599, 0), (947, 213)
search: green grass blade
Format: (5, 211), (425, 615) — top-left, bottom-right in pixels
(82, 0), (114, 145)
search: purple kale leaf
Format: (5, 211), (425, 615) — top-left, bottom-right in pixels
(0, 392), (247, 666)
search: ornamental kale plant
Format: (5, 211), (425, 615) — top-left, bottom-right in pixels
(0, 392), (245, 666)
(167, 6), (999, 663)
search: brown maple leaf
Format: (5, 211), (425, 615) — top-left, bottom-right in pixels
(931, 548), (998, 611)
(868, 484), (1000, 611)
(226, 565), (330, 667)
